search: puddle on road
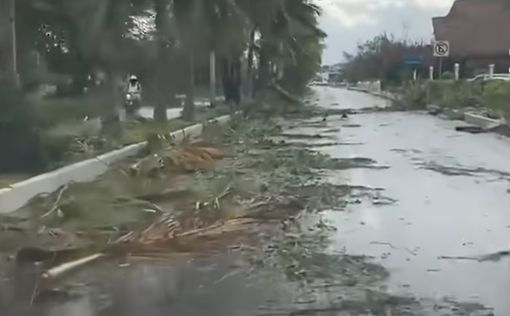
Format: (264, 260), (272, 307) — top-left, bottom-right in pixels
(278, 133), (334, 140)
(419, 161), (510, 180)
(320, 128), (341, 134)
(392, 147), (510, 180)
(266, 138), (364, 148)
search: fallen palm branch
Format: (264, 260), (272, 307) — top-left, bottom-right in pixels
(129, 154), (164, 176)
(195, 185), (233, 210)
(176, 218), (258, 239)
(164, 145), (225, 171)
(22, 201), (287, 289)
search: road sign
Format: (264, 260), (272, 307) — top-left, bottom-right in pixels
(433, 41), (450, 57)
(403, 55), (424, 65)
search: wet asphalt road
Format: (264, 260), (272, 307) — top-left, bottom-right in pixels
(3, 87), (510, 315)
(313, 86), (510, 314)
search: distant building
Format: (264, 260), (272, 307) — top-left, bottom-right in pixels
(327, 63), (345, 83)
(433, 0), (510, 75)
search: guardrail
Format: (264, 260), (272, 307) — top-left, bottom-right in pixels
(464, 112), (503, 129)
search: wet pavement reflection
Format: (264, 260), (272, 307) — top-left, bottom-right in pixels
(313, 87), (510, 314)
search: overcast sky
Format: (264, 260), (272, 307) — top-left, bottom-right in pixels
(316, 0), (456, 65)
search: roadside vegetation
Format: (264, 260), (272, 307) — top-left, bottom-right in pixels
(342, 33), (430, 88)
(0, 0), (324, 177)
(396, 80), (510, 120)
(341, 33), (510, 120)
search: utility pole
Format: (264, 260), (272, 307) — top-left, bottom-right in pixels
(0, 0), (18, 86)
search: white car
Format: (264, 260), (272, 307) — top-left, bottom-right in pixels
(310, 79), (328, 86)
(467, 74), (510, 82)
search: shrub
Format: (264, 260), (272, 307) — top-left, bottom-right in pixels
(0, 86), (49, 173)
(429, 80), (481, 108)
(441, 72), (454, 80)
(35, 88), (111, 127)
(396, 82), (428, 109)
(482, 81), (510, 119)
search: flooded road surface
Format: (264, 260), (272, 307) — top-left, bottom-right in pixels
(313, 86), (510, 314)
(312, 86), (392, 110)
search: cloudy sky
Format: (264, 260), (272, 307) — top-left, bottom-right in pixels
(316, 0), (455, 64)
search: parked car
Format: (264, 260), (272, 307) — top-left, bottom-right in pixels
(310, 79), (328, 86)
(467, 73), (510, 82)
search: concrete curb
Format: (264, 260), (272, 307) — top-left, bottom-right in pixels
(347, 87), (369, 93)
(0, 114), (233, 214)
(464, 112), (502, 129)
(371, 91), (398, 101)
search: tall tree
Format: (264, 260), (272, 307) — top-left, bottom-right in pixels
(153, 0), (170, 121)
(0, 0), (18, 86)
(172, 0), (197, 121)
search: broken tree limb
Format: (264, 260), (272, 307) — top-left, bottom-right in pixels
(42, 253), (105, 280)
(40, 185), (68, 219)
(269, 83), (302, 104)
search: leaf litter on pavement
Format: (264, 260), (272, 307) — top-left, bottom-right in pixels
(0, 108), (490, 315)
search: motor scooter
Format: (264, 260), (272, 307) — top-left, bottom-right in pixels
(125, 92), (141, 115)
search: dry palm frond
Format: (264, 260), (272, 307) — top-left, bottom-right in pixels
(116, 213), (181, 245)
(27, 203), (272, 282)
(162, 144), (225, 172)
(183, 145), (225, 159)
(128, 143), (225, 175)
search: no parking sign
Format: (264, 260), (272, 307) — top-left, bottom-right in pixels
(433, 41), (450, 57)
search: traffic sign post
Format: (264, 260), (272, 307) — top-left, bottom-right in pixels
(433, 41), (450, 57)
(439, 58), (443, 79)
(433, 41), (450, 79)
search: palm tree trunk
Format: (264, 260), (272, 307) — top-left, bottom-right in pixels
(256, 45), (270, 96)
(245, 27), (256, 98)
(153, 65), (168, 121)
(182, 54), (195, 121)
(102, 70), (122, 138)
(209, 50), (216, 107)
(222, 56), (242, 109)
(153, 0), (168, 121)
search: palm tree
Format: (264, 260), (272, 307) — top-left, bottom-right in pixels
(0, 0), (18, 86)
(150, 0), (324, 118)
(234, 0), (283, 97)
(170, 0), (247, 118)
(231, 0), (324, 97)
(254, 0), (325, 94)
